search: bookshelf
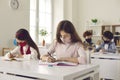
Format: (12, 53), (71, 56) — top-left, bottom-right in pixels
(102, 25), (120, 35)
(85, 24), (102, 43)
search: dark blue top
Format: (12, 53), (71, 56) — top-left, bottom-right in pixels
(95, 42), (116, 53)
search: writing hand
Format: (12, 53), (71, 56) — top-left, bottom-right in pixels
(47, 56), (56, 62)
(99, 49), (105, 53)
(8, 53), (15, 58)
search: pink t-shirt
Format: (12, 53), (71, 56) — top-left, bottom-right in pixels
(48, 40), (87, 64)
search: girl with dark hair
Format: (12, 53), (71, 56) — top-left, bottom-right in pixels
(41, 20), (86, 64)
(5, 28), (40, 60)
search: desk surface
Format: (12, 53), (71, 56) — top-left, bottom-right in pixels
(91, 53), (120, 59)
(0, 57), (99, 80)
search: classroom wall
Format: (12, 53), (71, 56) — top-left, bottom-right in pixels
(52, 0), (64, 39)
(0, 0), (29, 55)
(53, 0), (120, 41)
(52, 0), (79, 39)
(78, 0), (120, 35)
(1, 0), (120, 55)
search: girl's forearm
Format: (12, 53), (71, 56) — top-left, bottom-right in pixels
(58, 57), (79, 64)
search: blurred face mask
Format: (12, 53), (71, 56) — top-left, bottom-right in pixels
(86, 38), (92, 43)
(104, 40), (110, 44)
(19, 42), (27, 46)
(102, 37), (110, 44)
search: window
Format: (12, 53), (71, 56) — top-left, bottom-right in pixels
(30, 0), (52, 45)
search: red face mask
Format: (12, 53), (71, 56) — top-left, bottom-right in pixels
(19, 41), (31, 55)
(19, 42), (27, 47)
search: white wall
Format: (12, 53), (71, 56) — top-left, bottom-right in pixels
(53, 0), (79, 39)
(0, 0), (30, 55)
(64, 0), (79, 30)
(78, 0), (120, 35)
(52, 0), (64, 39)
(53, 0), (120, 39)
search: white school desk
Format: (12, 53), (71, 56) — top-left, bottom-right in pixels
(0, 74), (39, 80)
(91, 53), (120, 80)
(0, 57), (99, 80)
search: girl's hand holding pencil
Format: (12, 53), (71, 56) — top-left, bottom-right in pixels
(41, 52), (56, 63)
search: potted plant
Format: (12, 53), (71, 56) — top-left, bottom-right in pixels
(91, 18), (98, 24)
(39, 29), (48, 46)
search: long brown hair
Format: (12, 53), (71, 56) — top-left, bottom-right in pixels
(16, 28), (40, 59)
(56, 20), (83, 44)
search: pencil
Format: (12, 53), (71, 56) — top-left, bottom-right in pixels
(47, 52), (53, 58)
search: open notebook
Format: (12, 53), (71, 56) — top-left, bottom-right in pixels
(39, 60), (78, 66)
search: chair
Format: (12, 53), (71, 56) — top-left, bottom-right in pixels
(2, 48), (13, 56)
